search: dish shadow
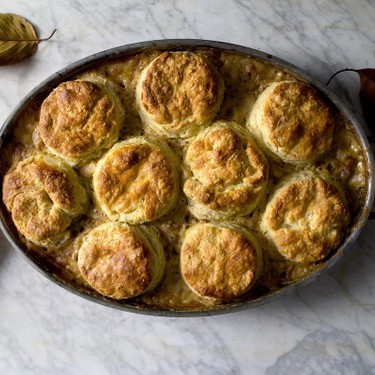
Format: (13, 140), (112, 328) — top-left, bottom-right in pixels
(0, 231), (13, 268)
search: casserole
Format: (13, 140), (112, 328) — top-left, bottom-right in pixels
(0, 40), (373, 316)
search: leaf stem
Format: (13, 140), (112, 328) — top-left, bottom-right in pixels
(326, 68), (358, 86)
(1, 29), (57, 43)
(39, 29), (57, 41)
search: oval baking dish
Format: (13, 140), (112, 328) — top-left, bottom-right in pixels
(0, 40), (374, 316)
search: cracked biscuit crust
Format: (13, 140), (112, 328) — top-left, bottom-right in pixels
(38, 79), (125, 164)
(183, 121), (268, 220)
(180, 223), (263, 300)
(136, 51), (224, 138)
(2, 154), (88, 247)
(261, 176), (351, 263)
(78, 223), (165, 299)
(93, 137), (179, 224)
(248, 81), (335, 164)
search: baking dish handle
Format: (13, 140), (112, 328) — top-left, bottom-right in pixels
(367, 135), (375, 220)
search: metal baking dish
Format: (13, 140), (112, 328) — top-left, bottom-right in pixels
(0, 40), (374, 316)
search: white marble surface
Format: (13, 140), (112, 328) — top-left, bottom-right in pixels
(0, 0), (374, 374)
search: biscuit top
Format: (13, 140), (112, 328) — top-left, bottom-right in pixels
(180, 223), (261, 300)
(78, 223), (154, 299)
(93, 138), (178, 223)
(137, 51), (224, 137)
(252, 81), (335, 163)
(2, 155), (88, 245)
(262, 176), (351, 263)
(183, 121), (268, 218)
(38, 80), (124, 163)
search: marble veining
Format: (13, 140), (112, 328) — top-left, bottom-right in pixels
(0, 0), (374, 374)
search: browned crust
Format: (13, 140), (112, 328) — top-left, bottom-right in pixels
(180, 223), (260, 300)
(183, 123), (268, 216)
(10, 191), (71, 242)
(263, 81), (334, 162)
(78, 224), (152, 299)
(262, 177), (351, 263)
(94, 140), (178, 222)
(38, 80), (123, 160)
(139, 51), (223, 131)
(2, 156), (87, 244)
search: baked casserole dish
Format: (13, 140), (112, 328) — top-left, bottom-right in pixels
(0, 40), (373, 315)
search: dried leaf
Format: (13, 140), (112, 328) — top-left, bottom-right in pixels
(357, 69), (375, 127)
(326, 68), (375, 128)
(0, 13), (56, 66)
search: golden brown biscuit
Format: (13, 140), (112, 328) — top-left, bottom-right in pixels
(136, 51), (224, 138)
(93, 137), (179, 224)
(183, 121), (269, 220)
(247, 81), (335, 164)
(261, 174), (351, 263)
(78, 223), (165, 299)
(2, 154), (89, 247)
(38, 78), (125, 165)
(180, 223), (263, 300)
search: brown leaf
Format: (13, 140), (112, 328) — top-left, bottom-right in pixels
(357, 69), (375, 128)
(326, 68), (375, 129)
(0, 13), (56, 66)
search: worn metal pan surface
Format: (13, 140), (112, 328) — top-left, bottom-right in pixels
(0, 40), (374, 316)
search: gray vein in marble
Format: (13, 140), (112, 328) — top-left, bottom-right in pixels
(266, 327), (372, 375)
